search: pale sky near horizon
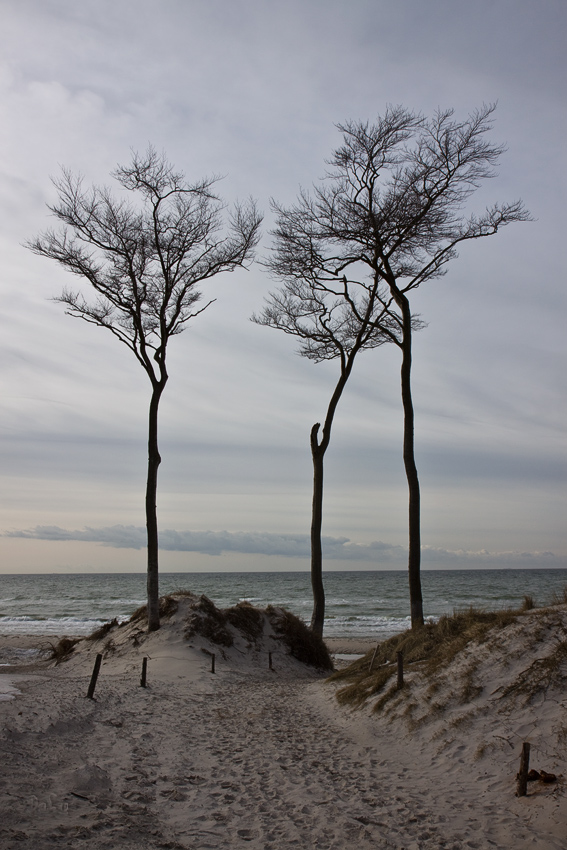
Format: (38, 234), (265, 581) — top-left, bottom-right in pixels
(0, 0), (565, 574)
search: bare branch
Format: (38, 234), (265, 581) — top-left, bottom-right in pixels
(253, 103), (530, 635)
(28, 150), (262, 382)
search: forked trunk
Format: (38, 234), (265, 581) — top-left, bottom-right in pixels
(146, 382), (166, 632)
(310, 424), (325, 638)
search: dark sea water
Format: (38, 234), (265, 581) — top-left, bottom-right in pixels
(1, 569), (566, 639)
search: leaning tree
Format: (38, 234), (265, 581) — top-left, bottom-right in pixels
(257, 104), (529, 631)
(29, 148), (261, 631)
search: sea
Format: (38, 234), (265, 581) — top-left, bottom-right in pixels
(1, 569), (566, 640)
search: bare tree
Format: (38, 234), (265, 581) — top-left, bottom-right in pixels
(256, 104), (530, 631)
(28, 148), (261, 631)
(253, 112), (424, 635)
(254, 266), (408, 636)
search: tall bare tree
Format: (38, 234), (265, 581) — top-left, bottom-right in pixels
(254, 268), (411, 636)
(256, 104), (530, 631)
(253, 111), (424, 636)
(29, 148), (261, 631)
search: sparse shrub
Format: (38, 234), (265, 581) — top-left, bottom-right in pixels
(328, 605), (519, 710)
(549, 586), (567, 606)
(129, 604), (147, 623)
(129, 594), (179, 623)
(184, 595), (234, 647)
(159, 595), (179, 619)
(266, 606), (332, 670)
(499, 639), (567, 704)
(224, 602), (264, 641)
(46, 637), (80, 664)
(336, 665), (394, 708)
(86, 619), (118, 641)
(521, 594), (535, 611)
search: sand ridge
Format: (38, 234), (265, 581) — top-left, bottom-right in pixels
(0, 596), (566, 848)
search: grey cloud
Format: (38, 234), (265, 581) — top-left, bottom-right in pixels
(420, 546), (562, 567)
(3, 525), (564, 568)
(2, 525), (404, 560)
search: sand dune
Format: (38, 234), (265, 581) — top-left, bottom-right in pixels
(1, 594), (565, 848)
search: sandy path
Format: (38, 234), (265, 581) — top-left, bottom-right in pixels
(0, 664), (460, 850)
(0, 663), (533, 850)
(1, 613), (565, 850)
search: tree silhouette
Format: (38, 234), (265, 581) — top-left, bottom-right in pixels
(29, 148), (261, 630)
(256, 105), (529, 630)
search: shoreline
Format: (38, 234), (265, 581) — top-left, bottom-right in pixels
(0, 633), (377, 662)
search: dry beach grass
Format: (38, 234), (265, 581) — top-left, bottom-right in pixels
(1, 592), (566, 848)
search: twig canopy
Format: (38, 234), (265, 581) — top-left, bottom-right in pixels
(255, 104), (530, 631)
(29, 148), (261, 386)
(29, 148), (262, 631)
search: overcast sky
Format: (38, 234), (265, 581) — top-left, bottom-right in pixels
(0, 0), (565, 574)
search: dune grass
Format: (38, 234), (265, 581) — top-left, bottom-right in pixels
(267, 606), (333, 670)
(45, 636), (81, 664)
(86, 618), (119, 641)
(328, 606), (519, 710)
(184, 595), (235, 647)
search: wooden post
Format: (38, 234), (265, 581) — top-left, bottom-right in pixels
(87, 653), (103, 699)
(269, 651), (273, 670)
(369, 644), (379, 672)
(516, 742), (531, 796)
(211, 653), (215, 674)
(396, 651), (404, 689)
(140, 657), (148, 688)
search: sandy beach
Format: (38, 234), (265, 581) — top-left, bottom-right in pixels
(1, 597), (566, 849)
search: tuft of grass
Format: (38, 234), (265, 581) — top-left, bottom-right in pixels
(46, 637), (80, 664)
(129, 603), (147, 623)
(329, 606), (518, 710)
(86, 619), (118, 641)
(224, 601), (264, 642)
(266, 606), (333, 670)
(373, 681), (404, 713)
(184, 595), (234, 647)
(549, 586), (567, 606)
(103, 638), (116, 656)
(521, 594), (536, 611)
(129, 594), (180, 623)
(499, 638), (567, 704)
(159, 595), (179, 619)
(335, 665), (394, 708)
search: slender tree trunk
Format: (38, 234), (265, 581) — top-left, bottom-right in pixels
(308, 361), (355, 637)
(146, 381), (166, 632)
(310, 424), (325, 638)
(399, 304), (424, 628)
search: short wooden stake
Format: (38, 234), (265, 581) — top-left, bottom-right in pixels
(269, 651), (273, 670)
(140, 657), (148, 688)
(516, 742), (531, 796)
(369, 644), (379, 672)
(211, 653), (215, 674)
(87, 653), (103, 699)
(396, 651), (404, 689)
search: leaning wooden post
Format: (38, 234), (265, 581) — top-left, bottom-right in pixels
(268, 651), (273, 670)
(516, 742), (531, 797)
(140, 657), (148, 688)
(396, 651), (404, 689)
(87, 653), (103, 699)
(369, 644), (379, 672)
(211, 653), (216, 674)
